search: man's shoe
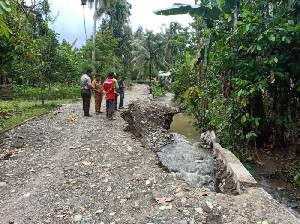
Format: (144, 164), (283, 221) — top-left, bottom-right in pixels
(84, 114), (92, 117)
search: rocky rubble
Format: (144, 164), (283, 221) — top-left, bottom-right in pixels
(121, 100), (178, 151)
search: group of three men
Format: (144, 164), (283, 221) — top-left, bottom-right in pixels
(80, 69), (125, 119)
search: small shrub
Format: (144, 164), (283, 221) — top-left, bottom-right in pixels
(152, 85), (166, 97)
(284, 162), (300, 186)
(13, 84), (80, 100)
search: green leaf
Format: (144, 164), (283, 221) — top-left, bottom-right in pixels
(216, 0), (237, 14)
(283, 37), (291, 43)
(246, 132), (257, 139)
(241, 116), (246, 123)
(257, 35), (263, 41)
(256, 45), (261, 51)
(0, 1), (11, 13)
(237, 89), (243, 97)
(261, 220), (269, 224)
(288, 20), (294, 26)
(273, 57), (278, 63)
(268, 34), (275, 42)
(238, 45), (244, 50)
(274, 71), (286, 80)
(245, 24), (250, 31)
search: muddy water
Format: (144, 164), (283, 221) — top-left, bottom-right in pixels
(169, 113), (199, 143)
(157, 93), (215, 191)
(160, 93), (300, 216)
(162, 93), (200, 142)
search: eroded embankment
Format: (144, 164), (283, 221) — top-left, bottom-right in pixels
(121, 100), (178, 150)
(121, 99), (300, 223)
(120, 100), (246, 194)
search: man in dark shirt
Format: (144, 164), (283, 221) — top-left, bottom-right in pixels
(118, 77), (125, 109)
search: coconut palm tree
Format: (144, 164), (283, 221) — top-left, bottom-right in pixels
(131, 31), (166, 83)
(106, 0), (131, 30)
(86, 0), (116, 63)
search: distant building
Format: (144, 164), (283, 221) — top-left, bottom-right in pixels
(157, 71), (172, 83)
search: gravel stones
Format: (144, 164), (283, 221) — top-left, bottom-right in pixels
(0, 182), (7, 187)
(73, 214), (82, 222)
(0, 84), (298, 223)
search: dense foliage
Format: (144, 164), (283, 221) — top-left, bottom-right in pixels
(1, 1), (299, 172)
(0, 0), (134, 101)
(165, 1), (300, 158)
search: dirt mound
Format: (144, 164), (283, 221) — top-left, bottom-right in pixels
(121, 100), (178, 151)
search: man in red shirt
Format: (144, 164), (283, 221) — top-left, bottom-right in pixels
(102, 72), (116, 120)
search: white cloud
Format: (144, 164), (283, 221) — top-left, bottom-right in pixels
(128, 0), (194, 32)
(46, 0), (195, 47)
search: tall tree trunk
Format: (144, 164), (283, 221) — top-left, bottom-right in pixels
(233, 7), (238, 30)
(92, 0), (98, 64)
(40, 77), (44, 106)
(48, 82), (52, 100)
(250, 93), (267, 147)
(149, 62), (152, 85)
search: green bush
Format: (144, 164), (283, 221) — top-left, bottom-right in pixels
(0, 101), (19, 117)
(284, 162), (300, 187)
(152, 85), (165, 97)
(12, 84), (80, 100)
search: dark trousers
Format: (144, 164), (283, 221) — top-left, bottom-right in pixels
(81, 89), (91, 116)
(115, 93), (118, 110)
(119, 92), (124, 108)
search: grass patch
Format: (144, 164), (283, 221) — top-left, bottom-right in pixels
(0, 99), (77, 134)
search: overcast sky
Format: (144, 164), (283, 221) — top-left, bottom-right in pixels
(47, 0), (195, 48)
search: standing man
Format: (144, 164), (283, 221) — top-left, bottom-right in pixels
(92, 74), (103, 114)
(81, 69), (93, 117)
(102, 72), (116, 120)
(112, 73), (119, 111)
(118, 77), (125, 109)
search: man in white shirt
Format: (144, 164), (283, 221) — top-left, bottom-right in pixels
(81, 69), (93, 117)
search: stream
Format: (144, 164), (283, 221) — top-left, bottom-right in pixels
(159, 92), (300, 218)
(157, 93), (216, 191)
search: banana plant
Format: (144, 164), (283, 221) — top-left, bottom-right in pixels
(154, 3), (222, 84)
(154, 1), (239, 84)
(154, 3), (221, 20)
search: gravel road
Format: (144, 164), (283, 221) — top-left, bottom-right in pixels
(0, 84), (299, 224)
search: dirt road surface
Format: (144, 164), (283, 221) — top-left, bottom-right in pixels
(0, 84), (299, 224)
